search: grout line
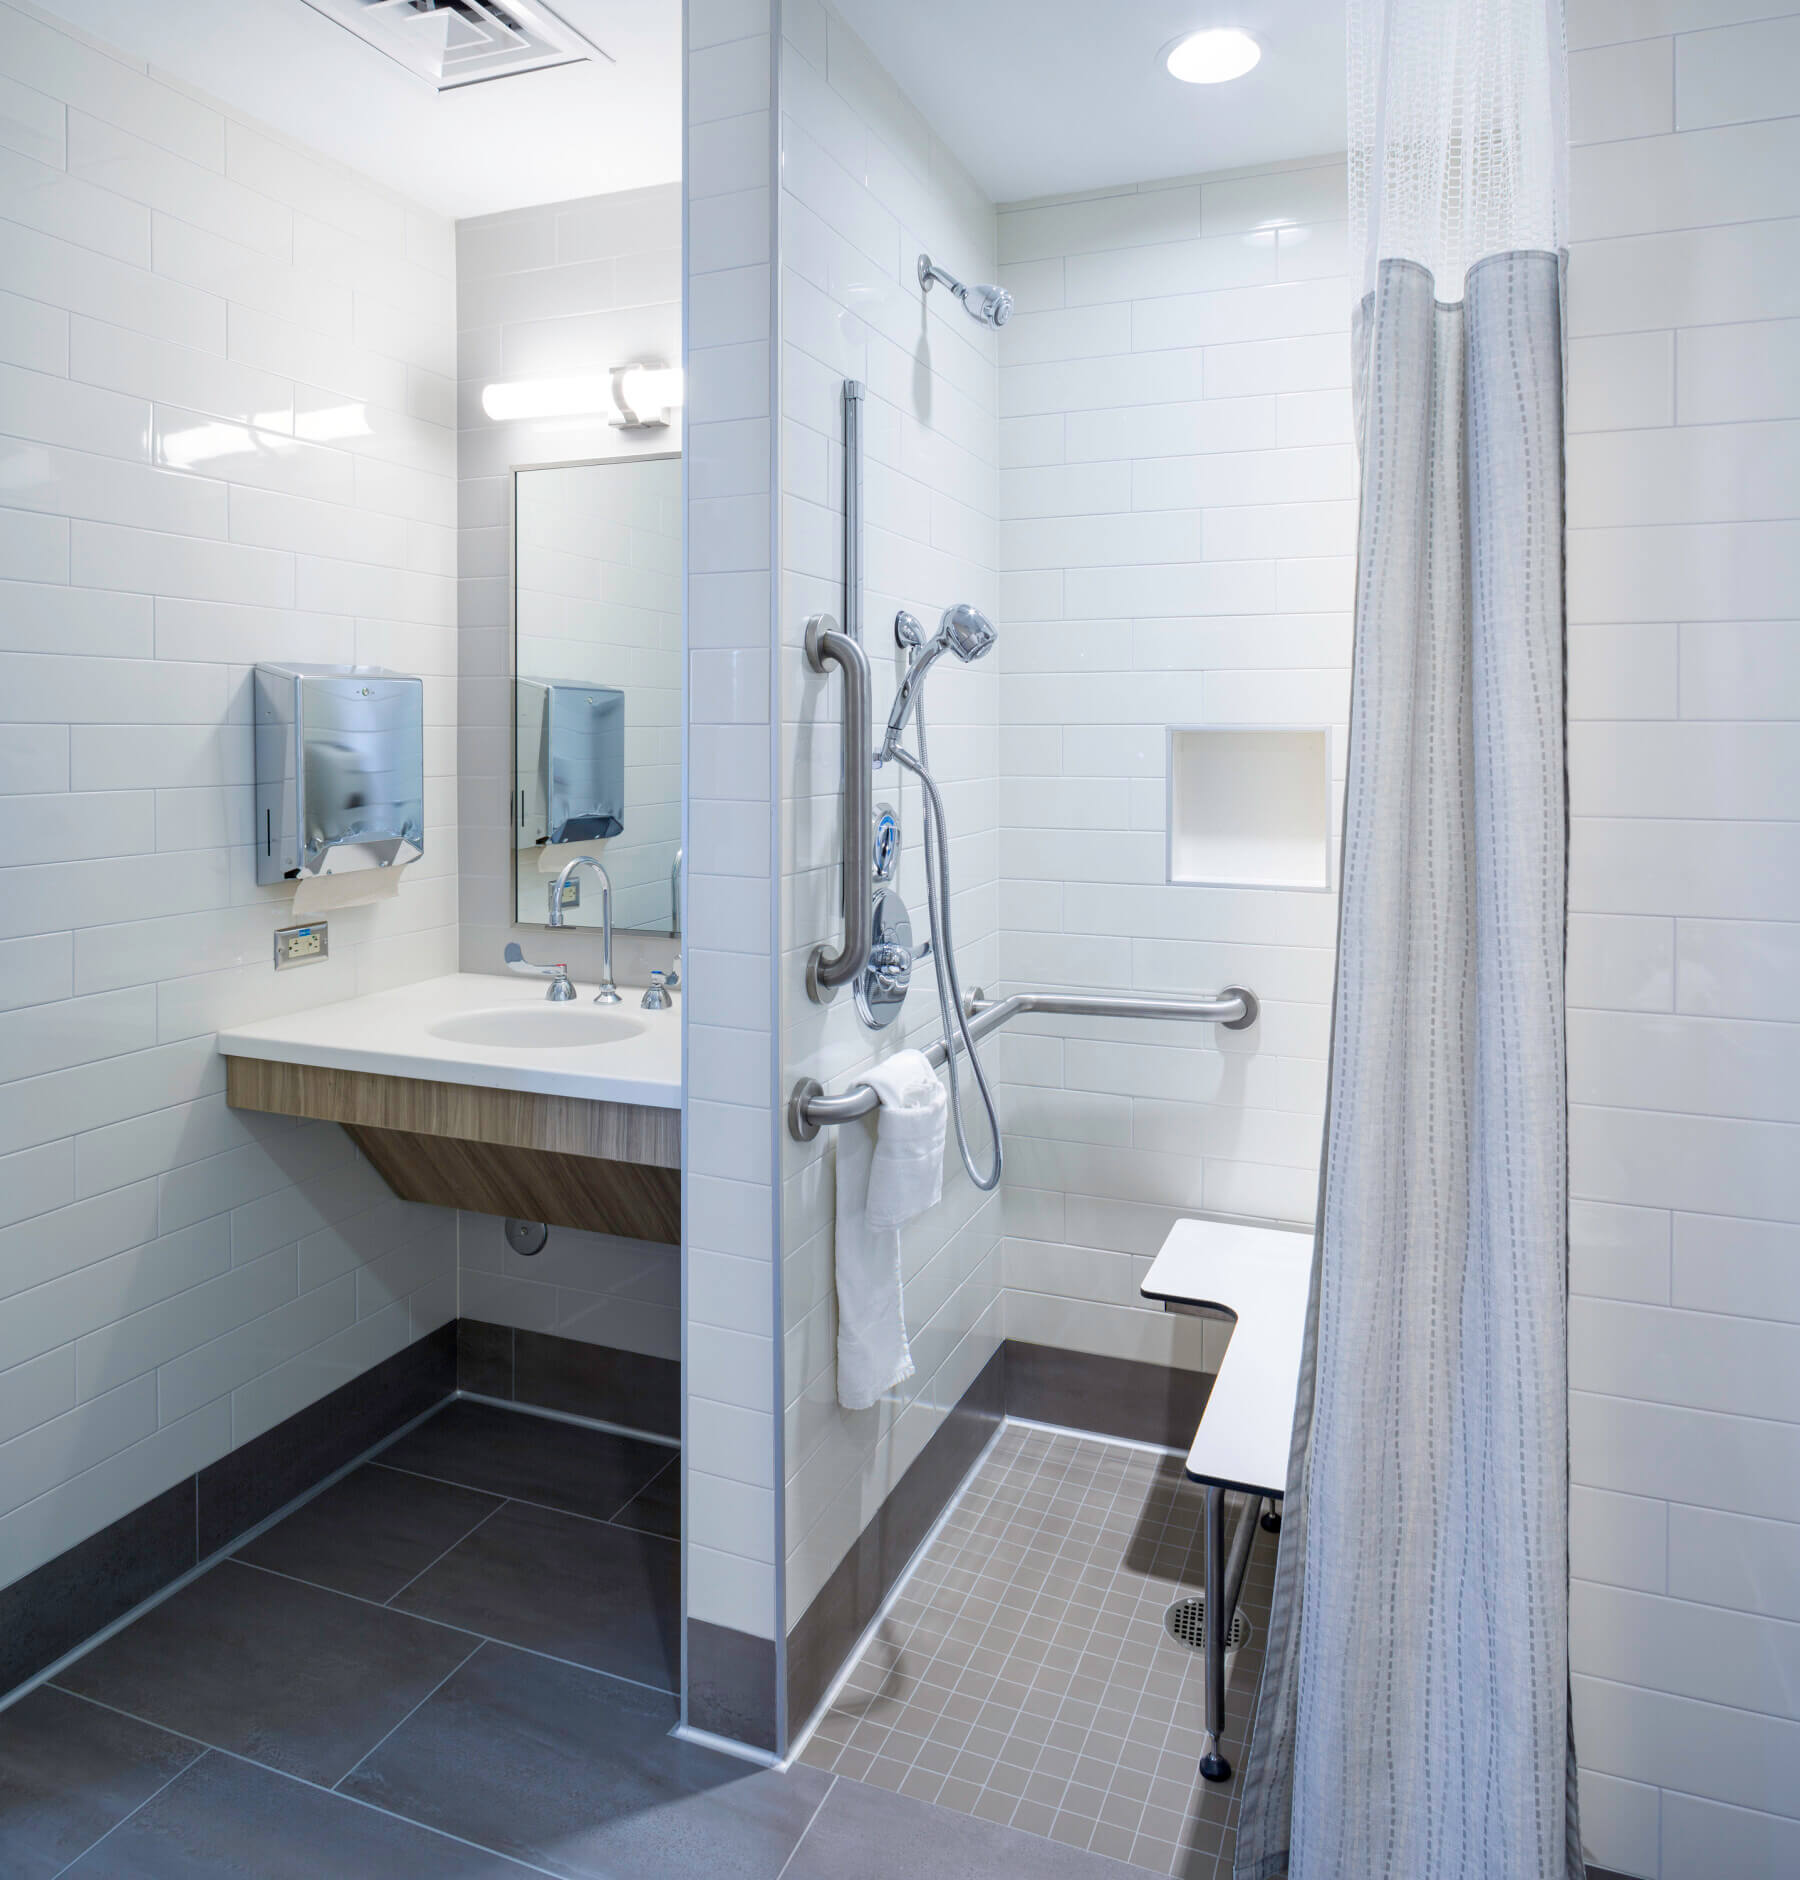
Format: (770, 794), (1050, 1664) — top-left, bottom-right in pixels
(772, 1773), (838, 1880)
(53, 1692), (572, 1880)
(331, 1635), (488, 1793)
(46, 1733), (208, 1880)
(225, 1557), (681, 1702)
(369, 1459), (677, 1540)
(381, 1498), (510, 1607)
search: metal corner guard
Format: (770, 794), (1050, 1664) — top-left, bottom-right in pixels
(787, 986), (1259, 1140)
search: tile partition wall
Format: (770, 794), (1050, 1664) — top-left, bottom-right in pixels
(454, 183), (682, 980)
(0, 0), (461, 1594)
(776, 0), (1006, 1683)
(1561, 3), (1800, 1874)
(991, 158), (1354, 1379)
(680, 0), (787, 1748)
(451, 186), (683, 1373)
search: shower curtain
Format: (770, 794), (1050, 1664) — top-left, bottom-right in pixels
(1236, 3), (1579, 1876)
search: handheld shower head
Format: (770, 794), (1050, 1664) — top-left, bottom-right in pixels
(917, 254), (1014, 328)
(882, 603), (998, 755)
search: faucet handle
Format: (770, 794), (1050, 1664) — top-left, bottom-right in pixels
(504, 942), (577, 1002)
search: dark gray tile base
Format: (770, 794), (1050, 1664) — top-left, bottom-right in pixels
(60, 1749), (543, 1878)
(235, 1463), (501, 1604)
(0, 1328), (457, 1707)
(687, 1619), (778, 1752)
(0, 1483), (196, 1702)
(787, 1343), (1005, 1728)
(395, 1499), (678, 1689)
(1004, 1340), (1213, 1451)
(783, 1774), (1139, 1880)
(54, 1561), (478, 1787)
(196, 1321), (456, 1555)
(0, 1685), (201, 1880)
(344, 1642), (831, 1880)
(458, 1318), (680, 1439)
(379, 1398), (669, 1523)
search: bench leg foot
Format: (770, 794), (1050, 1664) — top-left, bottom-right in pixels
(1199, 1737), (1232, 1783)
(1260, 1507), (1282, 1532)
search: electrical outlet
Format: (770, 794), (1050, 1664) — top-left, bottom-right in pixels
(274, 922), (328, 969)
(558, 878), (580, 909)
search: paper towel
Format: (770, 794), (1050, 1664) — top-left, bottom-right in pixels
(291, 866), (407, 917)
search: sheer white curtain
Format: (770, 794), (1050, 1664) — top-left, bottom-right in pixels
(1235, 5), (1578, 1876)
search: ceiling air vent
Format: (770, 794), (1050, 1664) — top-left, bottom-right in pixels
(301, 0), (612, 90)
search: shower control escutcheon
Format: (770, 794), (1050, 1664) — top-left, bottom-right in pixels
(855, 887), (914, 1031)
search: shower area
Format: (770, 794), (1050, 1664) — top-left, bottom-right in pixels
(744, 0), (1355, 1861)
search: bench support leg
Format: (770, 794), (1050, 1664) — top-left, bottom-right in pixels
(1200, 1484), (1232, 1782)
(1200, 1487), (1265, 1784)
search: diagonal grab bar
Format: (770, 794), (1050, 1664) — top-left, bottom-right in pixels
(804, 612), (874, 1002)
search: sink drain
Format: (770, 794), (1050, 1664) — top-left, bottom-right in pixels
(1164, 1595), (1249, 1652)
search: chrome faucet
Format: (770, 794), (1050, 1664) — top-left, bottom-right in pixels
(548, 856), (621, 1004)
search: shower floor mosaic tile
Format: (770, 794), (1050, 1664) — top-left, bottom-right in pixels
(798, 1423), (1280, 1879)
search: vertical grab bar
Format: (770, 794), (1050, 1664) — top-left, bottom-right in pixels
(843, 380), (864, 644)
(805, 612), (873, 1001)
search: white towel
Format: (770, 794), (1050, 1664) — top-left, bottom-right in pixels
(834, 1050), (947, 1411)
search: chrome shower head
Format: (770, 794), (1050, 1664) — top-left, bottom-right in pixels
(882, 603), (998, 754)
(938, 602), (997, 662)
(918, 254), (1014, 328)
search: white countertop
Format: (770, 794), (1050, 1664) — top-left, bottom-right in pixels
(1140, 1218), (1313, 1497)
(216, 972), (681, 1110)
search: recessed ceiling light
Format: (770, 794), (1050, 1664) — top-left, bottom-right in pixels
(1165, 28), (1262, 84)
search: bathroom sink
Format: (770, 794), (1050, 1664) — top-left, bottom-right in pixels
(427, 1007), (646, 1049)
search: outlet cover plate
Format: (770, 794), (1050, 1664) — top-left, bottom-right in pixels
(274, 922), (329, 969)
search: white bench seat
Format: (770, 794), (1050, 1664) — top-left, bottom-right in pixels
(1139, 1217), (1314, 1497)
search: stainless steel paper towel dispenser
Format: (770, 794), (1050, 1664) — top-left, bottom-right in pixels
(255, 664), (424, 886)
(515, 678), (625, 847)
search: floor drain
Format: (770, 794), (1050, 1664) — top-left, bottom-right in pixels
(1164, 1595), (1249, 1652)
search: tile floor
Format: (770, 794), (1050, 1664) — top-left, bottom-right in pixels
(798, 1424), (1279, 1879)
(0, 1399), (1144, 1880)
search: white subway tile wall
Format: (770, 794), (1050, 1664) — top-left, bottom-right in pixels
(777, 0), (1005, 1630)
(684, 0), (782, 1647)
(993, 159), (1353, 1375)
(1564, 3), (1800, 1874)
(0, 0), (459, 1589)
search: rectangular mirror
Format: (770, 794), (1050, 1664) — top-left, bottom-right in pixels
(511, 454), (682, 935)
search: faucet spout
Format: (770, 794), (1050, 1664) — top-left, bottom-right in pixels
(547, 855), (621, 1005)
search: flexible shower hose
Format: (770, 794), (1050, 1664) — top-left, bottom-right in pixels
(889, 695), (1002, 1192)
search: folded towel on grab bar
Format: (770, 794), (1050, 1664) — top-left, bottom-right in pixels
(834, 1049), (947, 1410)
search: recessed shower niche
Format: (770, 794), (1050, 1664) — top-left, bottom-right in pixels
(1167, 726), (1333, 891)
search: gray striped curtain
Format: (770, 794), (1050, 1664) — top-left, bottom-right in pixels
(1234, 250), (1580, 1879)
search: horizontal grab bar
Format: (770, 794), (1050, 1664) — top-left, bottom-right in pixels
(786, 985), (1259, 1141)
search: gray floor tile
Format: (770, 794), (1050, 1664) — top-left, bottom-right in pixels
(393, 1500), (678, 1690)
(378, 1401), (669, 1524)
(783, 1775), (1136, 1879)
(0, 1687), (201, 1880)
(343, 1643), (830, 1880)
(234, 1463), (502, 1603)
(54, 1562), (478, 1787)
(59, 1750), (542, 1878)
(609, 1456), (680, 1539)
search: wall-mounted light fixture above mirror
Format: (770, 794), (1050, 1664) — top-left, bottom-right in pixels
(511, 453), (682, 937)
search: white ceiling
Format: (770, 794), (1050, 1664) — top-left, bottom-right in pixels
(830, 0), (1347, 204)
(28, 0), (681, 220)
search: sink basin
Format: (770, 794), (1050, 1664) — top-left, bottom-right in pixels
(427, 1007), (646, 1049)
